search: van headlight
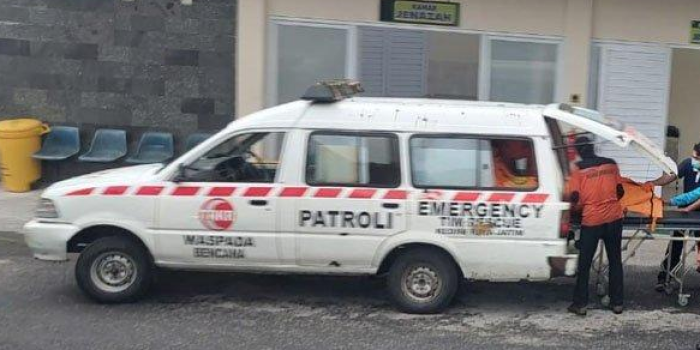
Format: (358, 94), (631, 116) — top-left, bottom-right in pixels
(36, 199), (59, 218)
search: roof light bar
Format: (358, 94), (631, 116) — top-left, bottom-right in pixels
(301, 79), (364, 103)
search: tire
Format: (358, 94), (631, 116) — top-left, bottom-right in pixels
(387, 248), (459, 314)
(75, 236), (153, 303)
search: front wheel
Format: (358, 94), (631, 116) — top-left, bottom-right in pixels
(387, 248), (459, 314)
(75, 236), (153, 303)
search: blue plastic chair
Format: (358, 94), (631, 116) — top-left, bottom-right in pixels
(32, 126), (80, 161)
(185, 133), (212, 151)
(78, 129), (128, 163)
(126, 132), (174, 164)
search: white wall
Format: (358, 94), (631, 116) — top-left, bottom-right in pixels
(668, 48), (700, 160)
(593, 0), (700, 45)
(268, 0), (568, 35)
(236, 0), (267, 117)
(237, 0), (700, 117)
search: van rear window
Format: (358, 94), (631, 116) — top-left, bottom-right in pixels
(410, 135), (538, 190)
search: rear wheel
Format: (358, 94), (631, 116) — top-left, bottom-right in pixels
(75, 236), (153, 303)
(387, 248), (459, 314)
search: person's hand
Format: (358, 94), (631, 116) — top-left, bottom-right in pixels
(681, 207), (692, 213)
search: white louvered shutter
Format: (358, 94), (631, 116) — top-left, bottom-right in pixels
(597, 44), (672, 181)
(359, 27), (427, 97)
(359, 27), (387, 96)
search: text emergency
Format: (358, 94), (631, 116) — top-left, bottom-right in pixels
(418, 201), (544, 237)
(183, 235), (255, 259)
(299, 210), (393, 229)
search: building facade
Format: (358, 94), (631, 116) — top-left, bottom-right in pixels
(237, 0), (700, 182)
(0, 0), (236, 158)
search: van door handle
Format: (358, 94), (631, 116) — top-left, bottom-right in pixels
(382, 203), (400, 209)
(249, 199), (268, 206)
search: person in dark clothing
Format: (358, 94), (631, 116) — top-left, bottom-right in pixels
(567, 136), (625, 316)
(646, 142), (700, 290)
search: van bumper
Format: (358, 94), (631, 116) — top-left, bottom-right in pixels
(548, 255), (578, 277)
(23, 220), (79, 261)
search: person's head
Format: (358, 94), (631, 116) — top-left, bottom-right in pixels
(693, 142), (700, 159)
(575, 136), (595, 158)
(691, 143), (700, 169)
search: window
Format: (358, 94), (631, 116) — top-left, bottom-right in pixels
(426, 31), (480, 100)
(271, 21), (563, 106)
(410, 135), (538, 190)
(306, 132), (400, 187)
(489, 39), (558, 104)
(275, 24), (349, 105)
(184, 132), (285, 183)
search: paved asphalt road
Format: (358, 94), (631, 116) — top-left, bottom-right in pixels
(2, 231), (700, 350)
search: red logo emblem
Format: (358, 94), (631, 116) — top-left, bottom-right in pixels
(199, 198), (236, 231)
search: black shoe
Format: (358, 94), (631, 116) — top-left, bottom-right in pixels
(610, 305), (623, 314)
(655, 280), (665, 292)
(567, 304), (587, 316)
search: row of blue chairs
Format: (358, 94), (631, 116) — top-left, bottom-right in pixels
(33, 126), (212, 164)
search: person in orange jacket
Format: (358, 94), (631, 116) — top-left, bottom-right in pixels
(567, 136), (625, 316)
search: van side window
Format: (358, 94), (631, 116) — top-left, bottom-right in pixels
(306, 132), (400, 188)
(184, 132), (285, 183)
(410, 135), (538, 190)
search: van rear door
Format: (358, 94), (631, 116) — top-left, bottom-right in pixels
(542, 104), (677, 175)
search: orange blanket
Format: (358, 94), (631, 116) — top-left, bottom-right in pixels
(619, 177), (663, 230)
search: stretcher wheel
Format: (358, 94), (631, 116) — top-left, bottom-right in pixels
(600, 295), (610, 307)
(596, 283), (606, 297)
(664, 284), (674, 295)
(677, 295), (689, 307)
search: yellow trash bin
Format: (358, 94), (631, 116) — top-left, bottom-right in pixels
(0, 119), (50, 192)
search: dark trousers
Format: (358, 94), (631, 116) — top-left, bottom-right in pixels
(658, 230), (700, 281)
(573, 219), (623, 307)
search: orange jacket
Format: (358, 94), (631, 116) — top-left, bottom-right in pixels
(568, 162), (624, 226)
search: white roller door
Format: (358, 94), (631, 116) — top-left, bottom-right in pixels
(596, 43), (672, 181)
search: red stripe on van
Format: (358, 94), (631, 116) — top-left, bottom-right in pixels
(171, 186), (200, 196)
(522, 193), (549, 203)
(314, 188), (342, 198)
(103, 186), (129, 195)
(487, 193), (515, 202)
(66, 188), (94, 196)
(453, 192), (480, 202)
(243, 187), (272, 197)
(279, 187), (308, 197)
(136, 186), (164, 196)
(349, 189), (376, 199)
(208, 187), (236, 196)
(383, 190), (408, 200)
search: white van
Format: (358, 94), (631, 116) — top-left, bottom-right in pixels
(24, 81), (675, 313)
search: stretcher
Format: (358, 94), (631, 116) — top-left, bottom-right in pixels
(586, 211), (700, 307)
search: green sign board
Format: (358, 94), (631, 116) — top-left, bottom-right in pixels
(692, 20), (700, 44)
(381, 0), (460, 26)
